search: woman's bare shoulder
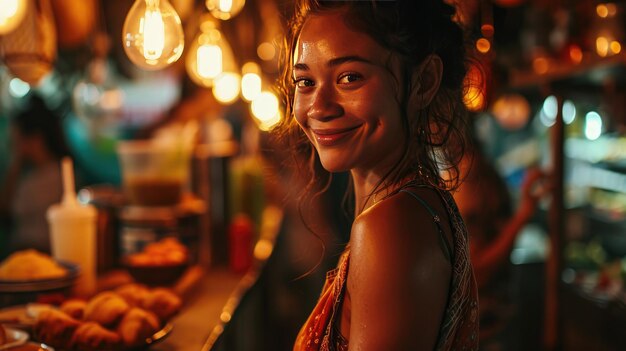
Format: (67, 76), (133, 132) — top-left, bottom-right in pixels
(346, 190), (452, 349)
(350, 189), (451, 276)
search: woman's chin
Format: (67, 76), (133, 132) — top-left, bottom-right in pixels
(319, 160), (350, 174)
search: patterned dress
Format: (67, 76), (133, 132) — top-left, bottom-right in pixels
(293, 186), (479, 351)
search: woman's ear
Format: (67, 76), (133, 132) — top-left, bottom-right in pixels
(409, 55), (443, 110)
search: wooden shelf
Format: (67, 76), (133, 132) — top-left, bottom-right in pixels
(509, 53), (626, 92)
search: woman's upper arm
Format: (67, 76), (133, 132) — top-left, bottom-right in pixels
(348, 195), (451, 350)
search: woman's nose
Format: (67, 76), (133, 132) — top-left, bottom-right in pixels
(307, 84), (343, 121)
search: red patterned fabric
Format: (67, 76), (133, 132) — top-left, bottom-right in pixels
(294, 189), (479, 351)
(293, 250), (350, 351)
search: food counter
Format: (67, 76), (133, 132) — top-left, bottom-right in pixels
(151, 205), (284, 351)
(0, 205), (283, 351)
(149, 267), (246, 351)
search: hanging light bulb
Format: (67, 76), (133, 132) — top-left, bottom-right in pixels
(0, 0), (28, 35)
(186, 18), (236, 87)
(251, 90), (281, 130)
(122, 0), (184, 70)
(205, 0), (245, 20)
(241, 62), (261, 102)
(213, 72), (240, 104)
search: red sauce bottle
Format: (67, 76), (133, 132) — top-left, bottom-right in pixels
(228, 213), (254, 273)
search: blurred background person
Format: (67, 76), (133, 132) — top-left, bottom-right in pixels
(455, 145), (548, 351)
(0, 95), (70, 256)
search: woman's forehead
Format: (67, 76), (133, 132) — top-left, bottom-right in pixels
(294, 12), (388, 66)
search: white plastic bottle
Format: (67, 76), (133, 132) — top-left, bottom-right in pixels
(47, 157), (97, 297)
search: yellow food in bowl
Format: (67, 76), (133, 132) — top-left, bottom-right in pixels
(0, 249), (68, 280)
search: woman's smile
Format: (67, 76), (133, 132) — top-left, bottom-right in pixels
(310, 125), (362, 146)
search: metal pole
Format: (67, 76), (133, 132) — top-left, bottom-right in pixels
(545, 93), (564, 351)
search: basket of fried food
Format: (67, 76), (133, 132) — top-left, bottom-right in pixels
(32, 283), (181, 350)
(122, 237), (189, 286)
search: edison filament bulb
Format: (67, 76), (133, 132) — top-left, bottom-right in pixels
(122, 0), (185, 70)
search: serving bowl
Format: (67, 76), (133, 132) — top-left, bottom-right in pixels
(122, 260), (188, 286)
(0, 262), (79, 308)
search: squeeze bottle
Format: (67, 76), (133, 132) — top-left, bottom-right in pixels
(228, 213), (254, 273)
(47, 157), (97, 297)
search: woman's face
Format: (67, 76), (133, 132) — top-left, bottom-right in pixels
(292, 12), (406, 175)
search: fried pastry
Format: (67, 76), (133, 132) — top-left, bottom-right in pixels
(141, 288), (182, 321)
(34, 308), (80, 350)
(117, 307), (160, 346)
(60, 298), (87, 320)
(84, 291), (130, 327)
(115, 283), (150, 307)
(70, 322), (121, 351)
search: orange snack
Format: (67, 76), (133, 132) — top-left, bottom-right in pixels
(115, 283), (150, 307)
(126, 237), (188, 267)
(34, 308), (80, 350)
(84, 292), (130, 327)
(70, 322), (121, 351)
(117, 307), (160, 346)
(141, 288), (181, 321)
(60, 299), (87, 320)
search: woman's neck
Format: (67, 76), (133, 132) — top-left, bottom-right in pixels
(351, 173), (378, 215)
(351, 172), (414, 216)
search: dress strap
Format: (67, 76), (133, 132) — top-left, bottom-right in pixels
(399, 189), (453, 262)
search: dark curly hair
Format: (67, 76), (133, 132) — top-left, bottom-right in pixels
(274, 0), (473, 213)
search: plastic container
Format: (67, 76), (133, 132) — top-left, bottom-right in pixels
(46, 158), (97, 297)
(117, 140), (191, 206)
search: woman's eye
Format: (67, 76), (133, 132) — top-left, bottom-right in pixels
(293, 78), (314, 88)
(338, 73), (362, 84)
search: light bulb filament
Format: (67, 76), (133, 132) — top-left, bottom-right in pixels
(122, 0), (184, 70)
(141, 3), (165, 61)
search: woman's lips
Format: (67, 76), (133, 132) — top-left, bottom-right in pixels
(311, 126), (360, 146)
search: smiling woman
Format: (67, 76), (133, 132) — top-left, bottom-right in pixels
(292, 17), (406, 175)
(274, 0), (478, 350)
